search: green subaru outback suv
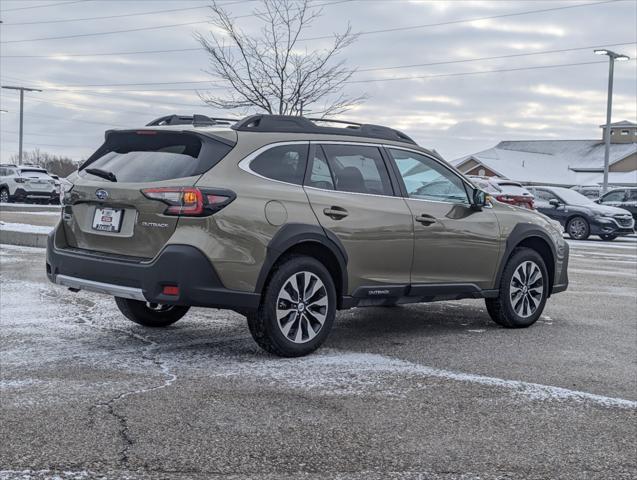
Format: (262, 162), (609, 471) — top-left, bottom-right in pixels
(47, 114), (569, 356)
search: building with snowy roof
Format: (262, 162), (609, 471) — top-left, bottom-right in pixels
(452, 121), (636, 187)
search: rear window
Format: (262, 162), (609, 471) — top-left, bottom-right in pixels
(471, 178), (501, 194)
(20, 170), (50, 179)
(498, 184), (530, 196)
(81, 131), (232, 183)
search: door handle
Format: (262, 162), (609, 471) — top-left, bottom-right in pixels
(323, 206), (348, 220)
(415, 214), (436, 226)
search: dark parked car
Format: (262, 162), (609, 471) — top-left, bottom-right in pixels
(528, 186), (635, 241)
(597, 187), (637, 221)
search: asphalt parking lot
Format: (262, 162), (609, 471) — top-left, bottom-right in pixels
(1, 237), (636, 480)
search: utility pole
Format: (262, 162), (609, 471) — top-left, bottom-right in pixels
(1, 85), (42, 165)
(593, 49), (630, 194)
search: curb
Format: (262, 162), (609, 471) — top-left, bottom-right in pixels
(0, 203), (61, 213)
(0, 230), (48, 248)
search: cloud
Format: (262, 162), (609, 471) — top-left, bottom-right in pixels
(0, 0), (635, 162)
(469, 18), (566, 37)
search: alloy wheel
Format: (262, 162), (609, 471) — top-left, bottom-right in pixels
(0, 190), (8, 203)
(276, 271), (328, 344)
(568, 218), (587, 239)
(509, 260), (544, 318)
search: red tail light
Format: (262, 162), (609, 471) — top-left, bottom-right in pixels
(141, 187), (235, 217)
(495, 194), (516, 205)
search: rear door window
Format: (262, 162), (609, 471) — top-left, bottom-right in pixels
(250, 144), (308, 185)
(321, 144), (393, 196)
(81, 131), (232, 183)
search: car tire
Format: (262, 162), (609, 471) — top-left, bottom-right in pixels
(114, 297), (189, 327)
(247, 255), (336, 357)
(485, 247), (549, 328)
(0, 188), (10, 203)
(599, 234), (617, 241)
(566, 216), (590, 240)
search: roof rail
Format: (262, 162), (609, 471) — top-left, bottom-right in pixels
(146, 114), (239, 127)
(231, 114), (416, 144)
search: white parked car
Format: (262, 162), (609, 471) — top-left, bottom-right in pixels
(0, 164), (60, 204)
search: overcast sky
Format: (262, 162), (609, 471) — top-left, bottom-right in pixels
(1, 0), (636, 164)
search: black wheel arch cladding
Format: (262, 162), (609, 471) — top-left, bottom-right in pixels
(495, 223), (557, 292)
(255, 223), (348, 298)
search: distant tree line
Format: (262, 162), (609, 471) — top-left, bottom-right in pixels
(9, 149), (80, 177)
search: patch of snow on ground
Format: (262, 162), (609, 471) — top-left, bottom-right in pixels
(200, 349), (637, 409)
(1, 249), (635, 412)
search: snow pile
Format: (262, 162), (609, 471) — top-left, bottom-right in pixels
(0, 222), (53, 234)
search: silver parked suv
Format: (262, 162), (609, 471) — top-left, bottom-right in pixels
(0, 164), (60, 204)
(47, 115), (569, 356)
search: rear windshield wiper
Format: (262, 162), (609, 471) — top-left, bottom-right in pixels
(85, 168), (117, 182)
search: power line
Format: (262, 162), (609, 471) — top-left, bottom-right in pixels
(304, 0), (624, 41)
(3, 41), (634, 90)
(0, 0), (89, 12)
(1, 140), (91, 148)
(348, 59), (636, 84)
(0, 0), (621, 45)
(0, 94), (161, 117)
(0, 0), (252, 25)
(0, 0), (347, 24)
(1, 129), (98, 138)
(21, 111), (128, 128)
(0, 0), (354, 44)
(4, 58), (633, 98)
(358, 41), (637, 73)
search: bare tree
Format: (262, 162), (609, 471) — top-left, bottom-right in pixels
(196, 0), (364, 117)
(10, 149), (79, 177)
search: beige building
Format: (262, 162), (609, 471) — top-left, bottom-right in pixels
(453, 121), (637, 187)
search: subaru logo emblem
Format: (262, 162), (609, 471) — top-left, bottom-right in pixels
(95, 189), (109, 200)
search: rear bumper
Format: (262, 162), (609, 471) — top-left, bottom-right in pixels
(13, 188), (58, 202)
(46, 232), (260, 310)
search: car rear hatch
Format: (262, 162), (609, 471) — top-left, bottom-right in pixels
(61, 129), (235, 259)
(20, 169), (55, 195)
(496, 183), (535, 209)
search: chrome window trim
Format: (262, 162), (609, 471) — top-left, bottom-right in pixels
(237, 139), (481, 207)
(303, 184), (407, 201)
(237, 141), (310, 188)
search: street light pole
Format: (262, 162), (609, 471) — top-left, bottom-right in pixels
(593, 49), (630, 194)
(1, 85), (42, 165)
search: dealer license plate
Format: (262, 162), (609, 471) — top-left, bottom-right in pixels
(92, 207), (123, 233)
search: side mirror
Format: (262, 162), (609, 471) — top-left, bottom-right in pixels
(549, 198), (560, 208)
(471, 189), (488, 210)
